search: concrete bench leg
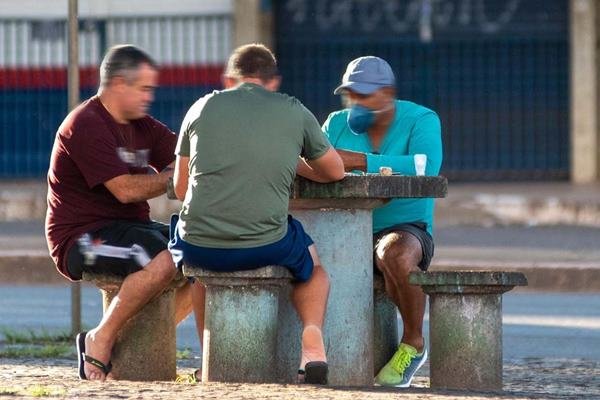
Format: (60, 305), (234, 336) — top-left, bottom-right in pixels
(202, 283), (280, 383)
(373, 275), (399, 374)
(184, 266), (292, 384)
(409, 271), (527, 391)
(83, 272), (184, 381)
(100, 287), (176, 381)
(281, 208), (375, 386)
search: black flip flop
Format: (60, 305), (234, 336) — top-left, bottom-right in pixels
(298, 361), (328, 385)
(76, 332), (112, 380)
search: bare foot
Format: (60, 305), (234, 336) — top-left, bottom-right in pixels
(84, 329), (113, 381)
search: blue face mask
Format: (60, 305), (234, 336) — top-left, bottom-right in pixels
(347, 103), (394, 135)
(347, 105), (374, 135)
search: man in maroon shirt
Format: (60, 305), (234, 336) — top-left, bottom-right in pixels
(45, 45), (201, 381)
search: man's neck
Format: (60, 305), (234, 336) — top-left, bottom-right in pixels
(98, 91), (128, 124)
(238, 77), (265, 86)
(235, 77), (279, 92)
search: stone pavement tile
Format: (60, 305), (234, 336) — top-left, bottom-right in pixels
(1, 358), (599, 400)
(504, 358), (600, 399)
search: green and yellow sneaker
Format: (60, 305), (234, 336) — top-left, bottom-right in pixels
(375, 343), (428, 388)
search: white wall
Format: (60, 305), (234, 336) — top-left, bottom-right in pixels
(0, 15), (232, 67)
(0, 0), (233, 19)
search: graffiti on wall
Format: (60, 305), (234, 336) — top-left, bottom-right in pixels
(283, 0), (529, 35)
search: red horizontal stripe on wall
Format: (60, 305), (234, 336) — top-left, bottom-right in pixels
(159, 65), (224, 86)
(0, 64), (223, 89)
(0, 67), (98, 89)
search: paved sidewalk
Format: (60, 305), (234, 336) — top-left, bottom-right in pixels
(4, 180), (600, 225)
(436, 181), (600, 228)
(1, 357), (598, 399)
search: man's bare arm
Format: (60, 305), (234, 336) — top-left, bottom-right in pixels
(104, 169), (174, 204)
(173, 155), (190, 201)
(297, 148), (345, 183)
(336, 149), (367, 172)
(297, 157), (333, 183)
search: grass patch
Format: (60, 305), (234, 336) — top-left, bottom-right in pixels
(0, 328), (74, 359)
(0, 343), (73, 359)
(0, 385), (66, 397)
(0, 327), (72, 345)
(0, 387), (18, 395)
(176, 348), (192, 360)
(27, 385), (66, 397)
(0, 344), (74, 358)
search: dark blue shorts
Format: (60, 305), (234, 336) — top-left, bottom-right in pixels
(168, 215), (315, 282)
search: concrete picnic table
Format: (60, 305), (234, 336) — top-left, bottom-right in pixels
(275, 173), (448, 386)
(183, 173), (447, 385)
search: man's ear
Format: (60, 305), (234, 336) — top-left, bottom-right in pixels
(222, 75), (238, 89)
(265, 76), (281, 92)
(110, 76), (127, 93)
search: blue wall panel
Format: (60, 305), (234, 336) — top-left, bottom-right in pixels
(274, 0), (569, 180)
(0, 86), (216, 178)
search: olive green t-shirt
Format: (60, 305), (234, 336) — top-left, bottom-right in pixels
(175, 82), (331, 248)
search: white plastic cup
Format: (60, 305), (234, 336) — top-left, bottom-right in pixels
(414, 154), (427, 176)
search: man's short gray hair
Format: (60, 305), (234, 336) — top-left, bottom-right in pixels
(99, 44), (158, 87)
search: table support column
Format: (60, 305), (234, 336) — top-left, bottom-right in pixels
(277, 208), (374, 386)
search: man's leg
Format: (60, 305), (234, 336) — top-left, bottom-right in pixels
(84, 250), (177, 380)
(374, 231), (425, 352)
(172, 280), (205, 382)
(174, 282), (192, 324)
(373, 230), (430, 387)
(190, 280), (206, 343)
(292, 244), (330, 368)
(174, 280), (207, 327)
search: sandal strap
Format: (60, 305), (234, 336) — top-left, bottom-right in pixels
(83, 353), (112, 374)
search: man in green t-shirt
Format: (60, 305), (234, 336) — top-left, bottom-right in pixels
(169, 44), (345, 384)
(324, 56), (443, 388)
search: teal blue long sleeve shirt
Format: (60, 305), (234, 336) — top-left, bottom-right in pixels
(322, 100), (443, 235)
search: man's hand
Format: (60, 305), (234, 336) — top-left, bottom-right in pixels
(336, 149), (366, 172)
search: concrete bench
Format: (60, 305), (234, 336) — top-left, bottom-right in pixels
(409, 270), (528, 391)
(182, 267), (398, 384)
(182, 265), (293, 383)
(82, 271), (186, 381)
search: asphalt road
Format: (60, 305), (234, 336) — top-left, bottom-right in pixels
(1, 285), (598, 362)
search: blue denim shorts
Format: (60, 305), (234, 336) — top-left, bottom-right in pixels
(168, 215), (315, 282)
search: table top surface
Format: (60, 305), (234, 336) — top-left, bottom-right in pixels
(291, 174), (447, 200)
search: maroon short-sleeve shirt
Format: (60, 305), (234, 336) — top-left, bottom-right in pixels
(45, 96), (176, 280)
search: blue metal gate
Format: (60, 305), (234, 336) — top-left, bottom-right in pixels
(275, 0), (569, 180)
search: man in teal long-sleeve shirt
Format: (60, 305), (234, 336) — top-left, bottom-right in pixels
(322, 56), (443, 388)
